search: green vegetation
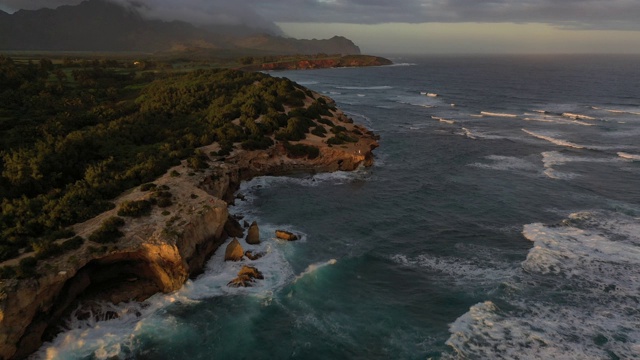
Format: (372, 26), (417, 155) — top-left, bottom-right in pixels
(283, 142), (320, 159)
(88, 216), (125, 244)
(0, 54), (341, 265)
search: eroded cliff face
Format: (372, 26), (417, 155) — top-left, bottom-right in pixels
(0, 95), (378, 360)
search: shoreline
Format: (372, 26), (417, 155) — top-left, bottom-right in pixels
(0, 92), (378, 359)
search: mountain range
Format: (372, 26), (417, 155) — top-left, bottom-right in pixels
(0, 0), (361, 55)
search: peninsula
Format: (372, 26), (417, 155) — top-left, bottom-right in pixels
(0, 58), (378, 359)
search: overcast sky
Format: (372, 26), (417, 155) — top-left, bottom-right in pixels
(2, 0), (639, 54)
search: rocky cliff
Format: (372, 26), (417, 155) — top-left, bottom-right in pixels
(0, 93), (378, 359)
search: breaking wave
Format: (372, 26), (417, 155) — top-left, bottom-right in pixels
(480, 111), (519, 118)
(445, 211), (640, 359)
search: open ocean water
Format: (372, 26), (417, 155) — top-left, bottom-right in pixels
(36, 55), (640, 359)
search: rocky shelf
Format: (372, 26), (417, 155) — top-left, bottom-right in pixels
(0, 91), (378, 359)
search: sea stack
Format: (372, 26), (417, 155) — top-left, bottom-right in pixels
(245, 221), (260, 244)
(224, 238), (244, 261)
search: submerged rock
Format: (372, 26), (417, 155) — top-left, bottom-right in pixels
(245, 221), (260, 244)
(245, 251), (264, 261)
(275, 230), (298, 241)
(224, 238), (244, 261)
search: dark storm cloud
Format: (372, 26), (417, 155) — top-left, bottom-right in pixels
(1, 0), (639, 30)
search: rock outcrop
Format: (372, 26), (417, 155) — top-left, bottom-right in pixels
(245, 221), (260, 245)
(275, 230), (299, 241)
(227, 265), (264, 288)
(224, 238), (244, 262)
(244, 251), (264, 261)
(0, 90), (378, 360)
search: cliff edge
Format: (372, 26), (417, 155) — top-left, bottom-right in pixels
(0, 92), (378, 359)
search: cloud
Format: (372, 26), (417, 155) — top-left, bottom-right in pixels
(0, 0), (283, 34)
(248, 0), (640, 31)
(1, 0), (639, 31)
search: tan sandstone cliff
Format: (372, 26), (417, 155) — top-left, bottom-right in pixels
(0, 94), (378, 359)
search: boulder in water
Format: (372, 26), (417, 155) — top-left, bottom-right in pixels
(245, 221), (260, 244)
(245, 251), (264, 261)
(227, 265), (263, 287)
(224, 238), (244, 261)
(275, 230), (298, 241)
(238, 265), (264, 280)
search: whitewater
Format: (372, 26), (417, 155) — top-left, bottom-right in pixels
(36, 55), (640, 359)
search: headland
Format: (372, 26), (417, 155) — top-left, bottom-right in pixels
(0, 87), (378, 359)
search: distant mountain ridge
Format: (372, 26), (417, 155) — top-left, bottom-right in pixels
(0, 0), (361, 55)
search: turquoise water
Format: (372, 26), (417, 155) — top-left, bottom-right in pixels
(37, 55), (640, 359)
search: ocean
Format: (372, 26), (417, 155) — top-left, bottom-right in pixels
(36, 55), (640, 359)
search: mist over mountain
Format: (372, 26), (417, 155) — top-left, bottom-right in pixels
(0, 0), (361, 54)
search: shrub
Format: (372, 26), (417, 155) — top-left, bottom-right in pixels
(331, 125), (348, 134)
(327, 136), (345, 145)
(33, 240), (63, 260)
(117, 200), (152, 217)
(283, 142), (320, 159)
(317, 117), (335, 127)
(0, 266), (16, 279)
(157, 197), (173, 208)
(17, 257), (38, 278)
(241, 136), (274, 150)
(140, 183), (157, 191)
(61, 236), (84, 251)
(89, 216), (125, 244)
(187, 150), (209, 169)
(170, 170), (180, 177)
(311, 126), (327, 138)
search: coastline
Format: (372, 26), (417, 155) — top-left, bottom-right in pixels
(0, 91), (378, 359)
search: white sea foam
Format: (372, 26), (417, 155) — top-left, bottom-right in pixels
(540, 151), (625, 180)
(480, 111), (519, 118)
(385, 62), (417, 67)
(431, 116), (455, 124)
(470, 155), (538, 173)
(618, 152), (640, 161)
(445, 211), (640, 359)
(605, 109), (640, 116)
(522, 129), (585, 149)
(391, 253), (515, 287)
(461, 127), (476, 140)
(522, 114), (595, 126)
(35, 229), (302, 359)
(456, 127), (506, 140)
(293, 259), (337, 283)
(561, 112), (596, 120)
